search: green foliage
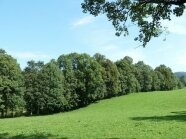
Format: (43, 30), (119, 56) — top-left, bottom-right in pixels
(94, 53), (120, 97)
(0, 95), (4, 113)
(179, 76), (186, 87)
(115, 56), (140, 94)
(24, 60), (67, 115)
(23, 61), (44, 115)
(0, 52), (24, 117)
(82, 0), (186, 46)
(0, 49), (6, 54)
(1, 88), (186, 138)
(39, 60), (67, 114)
(155, 65), (177, 90)
(135, 61), (153, 92)
(58, 54), (79, 110)
(177, 79), (184, 89)
(58, 53), (106, 107)
(151, 71), (161, 91)
(0, 49), (182, 117)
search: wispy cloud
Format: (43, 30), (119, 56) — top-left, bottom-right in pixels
(73, 16), (95, 27)
(162, 14), (186, 35)
(9, 51), (49, 60)
(176, 49), (186, 66)
(103, 45), (146, 63)
(81, 25), (146, 63)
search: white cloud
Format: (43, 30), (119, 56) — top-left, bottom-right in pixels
(168, 25), (186, 35)
(73, 16), (95, 27)
(91, 42), (146, 63)
(79, 24), (147, 63)
(9, 51), (49, 60)
(71, 13), (186, 72)
(176, 49), (186, 66)
(120, 49), (146, 63)
(107, 47), (146, 63)
(162, 13), (186, 35)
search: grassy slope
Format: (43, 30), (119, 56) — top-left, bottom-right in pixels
(1, 89), (186, 139)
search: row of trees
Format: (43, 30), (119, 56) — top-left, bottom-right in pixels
(0, 49), (184, 117)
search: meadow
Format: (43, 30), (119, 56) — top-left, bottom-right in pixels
(0, 88), (186, 139)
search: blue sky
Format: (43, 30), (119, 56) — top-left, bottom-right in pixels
(0, 0), (186, 72)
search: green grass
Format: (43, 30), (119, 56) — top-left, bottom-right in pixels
(1, 88), (186, 139)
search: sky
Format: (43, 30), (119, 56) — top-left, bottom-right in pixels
(0, 0), (186, 72)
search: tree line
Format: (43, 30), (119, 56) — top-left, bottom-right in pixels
(0, 49), (185, 117)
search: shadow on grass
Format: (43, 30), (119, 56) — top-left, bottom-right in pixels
(102, 138), (121, 139)
(131, 111), (186, 122)
(0, 132), (68, 139)
(97, 137), (120, 139)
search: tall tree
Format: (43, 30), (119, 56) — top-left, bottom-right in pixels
(134, 61), (153, 92)
(58, 53), (106, 107)
(179, 76), (186, 87)
(82, 0), (185, 46)
(176, 77), (184, 89)
(151, 71), (161, 91)
(23, 61), (44, 115)
(39, 60), (67, 114)
(94, 53), (120, 98)
(58, 54), (79, 110)
(116, 56), (140, 95)
(0, 50), (24, 117)
(0, 49), (6, 54)
(75, 53), (106, 105)
(155, 65), (177, 90)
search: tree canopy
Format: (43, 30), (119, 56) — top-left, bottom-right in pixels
(0, 50), (24, 117)
(23, 61), (44, 115)
(94, 53), (121, 97)
(155, 64), (177, 90)
(58, 53), (106, 107)
(0, 49), (184, 117)
(115, 56), (140, 94)
(82, 0), (185, 46)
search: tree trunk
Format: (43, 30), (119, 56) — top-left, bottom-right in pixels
(30, 104), (33, 116)
(1, 110), (4, 118)
(37, 105), (40, 115)
(5, 108), (8, 118)
(11, 108), (14, 118)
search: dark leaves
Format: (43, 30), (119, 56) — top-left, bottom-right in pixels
(82, 0), (186, 47)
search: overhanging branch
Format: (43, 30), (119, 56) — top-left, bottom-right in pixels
(137, 0), (186, 5)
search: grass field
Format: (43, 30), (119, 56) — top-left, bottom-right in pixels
(0, 88), (186, 139)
